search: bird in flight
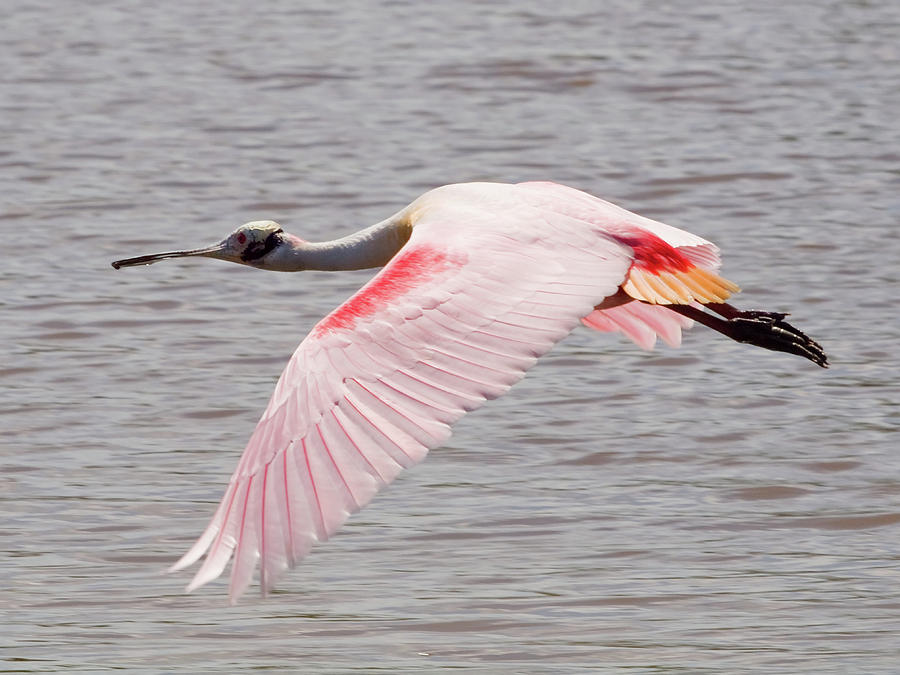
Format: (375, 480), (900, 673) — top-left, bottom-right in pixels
(112, 181), (827, 603)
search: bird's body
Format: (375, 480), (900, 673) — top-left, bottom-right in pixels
(112, 181), (827, 603)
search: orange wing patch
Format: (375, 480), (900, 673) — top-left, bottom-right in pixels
(624, 266), (740, 304)
(616, 231), (740, 305)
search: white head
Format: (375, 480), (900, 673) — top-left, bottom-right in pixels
(112, 221), (286, 269)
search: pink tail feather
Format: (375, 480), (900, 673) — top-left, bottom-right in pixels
(582, 302), (694, 350)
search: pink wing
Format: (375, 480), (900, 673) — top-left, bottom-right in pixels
(170, 185), (639, 602)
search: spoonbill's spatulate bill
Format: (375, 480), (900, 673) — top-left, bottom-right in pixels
(112, 181), (828, 603)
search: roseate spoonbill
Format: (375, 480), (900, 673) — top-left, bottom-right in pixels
(112, 181), (827, 602)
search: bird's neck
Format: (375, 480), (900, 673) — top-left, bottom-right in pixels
(266, 217), (413, 272)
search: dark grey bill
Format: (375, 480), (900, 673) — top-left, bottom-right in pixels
(111, 243), (225, 269)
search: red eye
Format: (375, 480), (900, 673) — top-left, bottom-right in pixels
(237, 232), (247, 245)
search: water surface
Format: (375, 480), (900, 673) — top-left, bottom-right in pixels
(3, 1), (899, 672)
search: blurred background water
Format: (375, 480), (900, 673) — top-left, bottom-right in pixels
(2, 1), (899, 672)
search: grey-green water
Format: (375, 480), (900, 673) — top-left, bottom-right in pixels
(3, 1), (899, 672)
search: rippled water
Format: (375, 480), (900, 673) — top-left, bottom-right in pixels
(3, 1), (899, 672)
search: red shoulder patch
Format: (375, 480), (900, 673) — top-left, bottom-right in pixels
(313, 245), (465, 336)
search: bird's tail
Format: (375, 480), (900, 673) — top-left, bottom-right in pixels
(581, 301), (695, 350)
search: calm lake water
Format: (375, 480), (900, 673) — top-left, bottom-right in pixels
(3, 1), (899, 672)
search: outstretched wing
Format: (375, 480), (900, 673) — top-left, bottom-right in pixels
(170, 186), (636, 602)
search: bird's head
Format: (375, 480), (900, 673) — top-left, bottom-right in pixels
(112, 221), (285, 270)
